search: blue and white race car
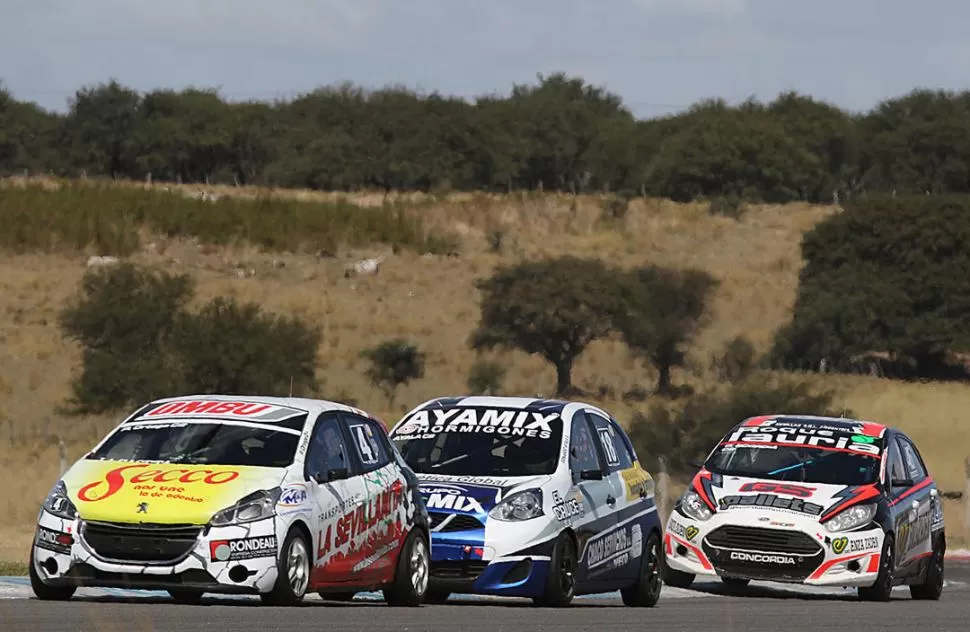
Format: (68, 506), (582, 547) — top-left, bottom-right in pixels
(387, 396), (663, 607)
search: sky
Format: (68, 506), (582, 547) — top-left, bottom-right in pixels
(2, 0), (969, 119)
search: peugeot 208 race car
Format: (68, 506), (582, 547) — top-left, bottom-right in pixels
(664, 415), (945, 601)
(387, 396), (664, 607)
(30, 395), (431, 606)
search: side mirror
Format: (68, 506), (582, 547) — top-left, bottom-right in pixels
(891, 476), (914, 488)
(580, 469), (604, 481)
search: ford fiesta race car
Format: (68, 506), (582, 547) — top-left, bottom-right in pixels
(664, 415), (945, 601)
(387, 396), (664, 607)
(30, 395), (431, 606)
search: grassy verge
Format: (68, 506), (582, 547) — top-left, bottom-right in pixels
(0, 180), (455, 256)
(0, 561), (27, 576)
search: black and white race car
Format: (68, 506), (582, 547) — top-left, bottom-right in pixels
(664, 415), (946, 601)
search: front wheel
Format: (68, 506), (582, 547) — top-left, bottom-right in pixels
(260, 528), (311, 606)
(910, 538), (944, 600)
(858, 534), (895, 602)
(621, 531), (663, 607)
(383, 529), (430, 607)
(533, 532), (577, 607)
(29, 549), (75, 601)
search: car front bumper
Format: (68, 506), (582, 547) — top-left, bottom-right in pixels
(664, 512), (885, 587)
(31, 510), (281, 594)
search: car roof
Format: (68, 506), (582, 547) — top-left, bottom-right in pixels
(399, 395), (614, 421)
(738, 414), (888, 438)
(137, 394), (384, 424)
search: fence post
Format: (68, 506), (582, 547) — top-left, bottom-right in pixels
(657, 456), (670, 523)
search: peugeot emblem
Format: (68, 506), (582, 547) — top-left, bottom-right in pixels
(137, 502), (148, 514)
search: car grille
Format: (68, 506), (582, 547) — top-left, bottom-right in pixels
(429, 512), (485, 532)
(81, 521), (202, 564)
(705, 525), (822, 556)
(430, 560), (489, 580)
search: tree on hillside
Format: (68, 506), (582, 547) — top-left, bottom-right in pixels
(64, 80), (142, 177)
(470, 256), (623, 396)
(360, 339), (426, 405)
(771, 194), (970, 378)
(614, 265), (719, 396)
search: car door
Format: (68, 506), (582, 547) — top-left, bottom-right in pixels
(341, 412), (405, 585)
(893, 433), (937, 576)
(304, 412), (366, 586)
(585, 411), (641, 582)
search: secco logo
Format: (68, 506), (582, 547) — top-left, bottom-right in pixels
(77, 464), (240, 502)
(729, 551), (796, 565)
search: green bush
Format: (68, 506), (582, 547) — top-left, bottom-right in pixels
(712, 335), (757, 382)
(466, 360), (506, 395)
(59, 262), (322, 413)
(174, 296), (321, 397)
(627, 373), (847, 476)
(360, 339), (426, 404)
(0, 182), (447, 255)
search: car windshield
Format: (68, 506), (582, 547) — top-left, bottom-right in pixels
(390, 406), (563, 476)
(87, 419), (302, 468)
(705, 443), (882, 486)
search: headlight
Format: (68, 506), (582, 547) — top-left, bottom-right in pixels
(823, 503), (876, 532)
(678, 490), (713, 521)
(488, 489), (543, 522)
(42, 481), (78, 520)
(210, 488), (281, 527)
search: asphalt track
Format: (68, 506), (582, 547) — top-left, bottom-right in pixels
(2, 562), (968, 632)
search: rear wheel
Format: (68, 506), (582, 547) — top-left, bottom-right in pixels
(167, 589), (204, 604)
(859, 534), (895, 602)
(383, 529), (430, 607)
(260, 528), (311, 606)
(534, 532), (577, 607)
(621, 531), (663, 607)
(28, 549), (75, 601)
(910, 538), (944, 600)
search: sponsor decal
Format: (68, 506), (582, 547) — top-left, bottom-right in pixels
(278, 484), (308, 507)
(899, 512), (932, 555)
(718, 493), (824, 516)
(621, 465), (652, 501)
(757, 517), (795, 527)
(317, 486), (404, 560)
(685, 525), (699, 541)
(831, 536), (848, 554)
(393, 408), (558, 440)
(209, 536), (277, 562)
(76, 463), (240, 503)
(319, 493), (364, 522)
(141, 400), (304, 422)
(738, 481), (816, 498)
(586, 525), (633, 570)
(423, 485), (486, 514)
(35, 527), (73, 554)
(415, 474), (507, 488)
(831, 535), (879, 554)
(724, 423), (881, 456)
(729, 551), (796, 565)
(667, 519), (689, 539)
(551, 489), (585, 523)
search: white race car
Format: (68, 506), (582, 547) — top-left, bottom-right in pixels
(387, 396), (664, 607)
(30, 395), (431, 606)
(664, 415), (946, 601)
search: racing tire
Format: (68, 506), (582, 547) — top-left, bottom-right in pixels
(383, 528), (430, 607)
(662, 565), (695, 589)
(29, 549), (75, 601)
(910, 539), (945, 601)
(167, 589), (204, 604)
(858, 534), (895, 602)
(533, 532), (578, 607)
(260, 527), (312, 606)
(620, 531), (663, 607)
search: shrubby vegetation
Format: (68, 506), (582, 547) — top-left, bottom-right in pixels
(4, 74), (970, 201)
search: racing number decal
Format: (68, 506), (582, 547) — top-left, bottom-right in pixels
(350, 424), (378, 465)
(598, 428), (619, 466)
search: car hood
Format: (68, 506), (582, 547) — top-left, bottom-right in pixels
(62, 459), (287, 525)
(698, 473), (877, 522)
(414, 473), (552, 517)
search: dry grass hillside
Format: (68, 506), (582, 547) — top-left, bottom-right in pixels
(1, 177), (968, 564)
